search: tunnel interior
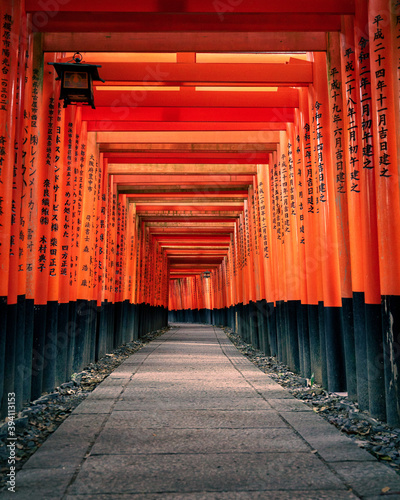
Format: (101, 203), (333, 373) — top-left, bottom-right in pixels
(1, 0), (400, 427)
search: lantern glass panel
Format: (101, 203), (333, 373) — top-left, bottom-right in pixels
(63, 71), (89, 89)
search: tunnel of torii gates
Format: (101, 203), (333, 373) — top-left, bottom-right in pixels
(0, 0), (399, 425)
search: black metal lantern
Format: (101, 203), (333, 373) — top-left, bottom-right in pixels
(203, 271), (211, 279)
(48, 52), (105, 109)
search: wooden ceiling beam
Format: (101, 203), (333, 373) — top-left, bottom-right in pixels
(108, 164), (257, 175)
(103, 143), (274, 152)
(93, 89), (298, 107)
(112, 174), (254, 183)
(87, 121), (287, 132)
(82, 107), (295, 122)
(97, 130), (280, 144)
(27, 0), (354, 14)
(107, 153), (268, 163)
(140, 217), (237, 222)
(44, 31), (327, 52)
(31, 13), (341, 33)
(77, 61), (313, 84)
(135, 204), (243, 211)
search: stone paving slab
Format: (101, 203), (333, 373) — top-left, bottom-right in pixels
(330, 461), (400, 498)
(125, 379), (251, 389)
(68, 452), (348, 495)
(120, 386), (261, 400)
(113, 396), (273, 411)
(266, 398), (314, 412)
(280, 410), (378, 463)
(105, 409), (288, 429)
(90, 427), (310, 455)
(65, 493), (360, 500)
(94, 377), (128, 388)
(5, 323), (400, 499)
(22, 414), (107, 469)
(1, 466), (76, 499)
(70, 397), (116, 414)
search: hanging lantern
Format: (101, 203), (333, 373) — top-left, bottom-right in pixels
(48, 52), (105, 109)
(203, 271), (211, 279)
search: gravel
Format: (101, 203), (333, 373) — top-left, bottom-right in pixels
(0, 326), (170, 489)
(224, 326), (400, 476)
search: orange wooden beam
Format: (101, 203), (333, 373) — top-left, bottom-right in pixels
(87, 121), (288, 132)
(150, 229), (235, 234)
(43, 31), (327, 53)
(27, 0), (354, 14)
(165, 251), (228, 256)
(108, 164), (258, 175)
(169, 259), (224, 264)
(161, 245), (231, 249)
(124, 192), (248, 199)
(103, 144), (274, 152)
(135, 204), (243, 211)
(113, 174), (254, 182)
(97, 131), (280, 144)
(30, 13), (341, 33)
(106, 155), (269, 164)
(93, 89), (299, 108)
(84, 62), (313, 85)
(155, 236), (232, 241)
(170, 268), (218, 271)
(82, 107), (295, 122)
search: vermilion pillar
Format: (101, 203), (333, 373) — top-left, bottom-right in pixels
(369, 0), (400, 426)
(0, 0), (21, 415)
(326, 31), (357, 400)
(312, 52), (346, 392)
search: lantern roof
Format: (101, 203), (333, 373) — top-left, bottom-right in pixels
(48, 61), (105, 83)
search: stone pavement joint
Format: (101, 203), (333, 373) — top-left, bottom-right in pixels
(3, 323), (400, 499)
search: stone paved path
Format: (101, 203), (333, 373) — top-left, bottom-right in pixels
(3, 323), (400, 499)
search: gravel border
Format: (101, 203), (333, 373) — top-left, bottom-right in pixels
(0, 325), (171, 489)
(223, 326), (400, 476)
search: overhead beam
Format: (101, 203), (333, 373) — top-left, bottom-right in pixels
(165, 251), (228, 255)
(84, 62), (313, 85)
(159, 243), (231, 247)
(108, 164), (257, 175)
(169, 267), (221, 271)
(27, 0), (354, 14)
(97, 131), (280, 144)
(140, 217), (238, 222)
(127, 197), (246, 203)
(168, 260), (226, 263)
(122, 187), (249, 193)
(154, 235), (232, 241)
(93, 89), (299, 107)
(149, 227), (235, 232)
(170, 274), (210, 277)
(103, 143), (275, 152)
(125, 189), (248, 195)
(82, 107), (295, 122)
(135, 204), (243, 211)
(123, 192), (248, 198)
(107, 153), (268, 163)
(161, 247), (230, 252)
(87, 122), (287, 132)
(44, 32), (327, 53)
(31, 13), (341, 33)
(107, 158), (267, 165)
(112, 174), (254, 183)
